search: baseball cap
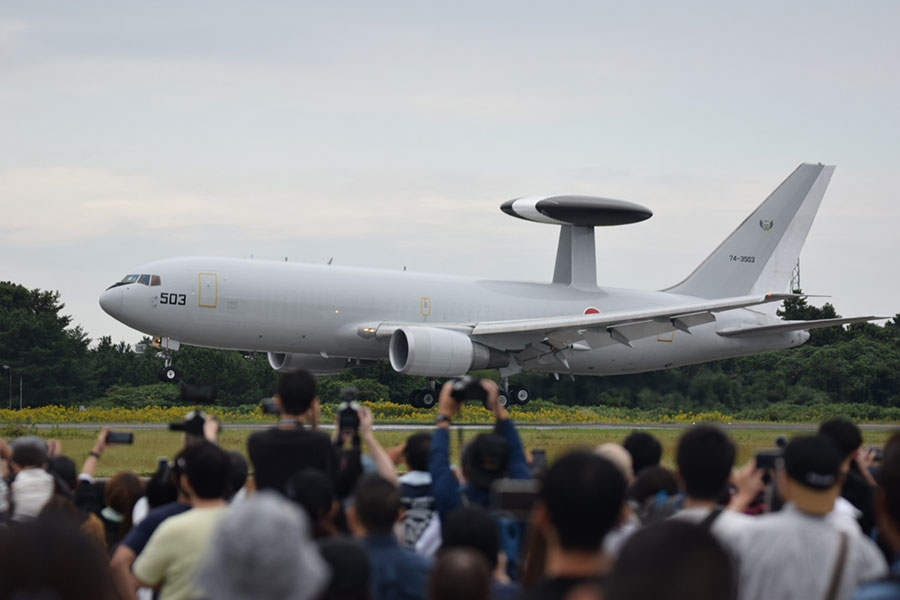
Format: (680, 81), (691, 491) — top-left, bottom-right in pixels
(463, 433), (510, 489)
(783, 435), (843, 490)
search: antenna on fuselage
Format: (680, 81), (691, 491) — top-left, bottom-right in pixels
(500, 195), (652, 289)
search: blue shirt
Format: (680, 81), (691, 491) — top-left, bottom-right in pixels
(852, 557), (900, 600)
(122, 501), (191, 555)
(429, 419), (532, 520)
(362, 533), (431, 600)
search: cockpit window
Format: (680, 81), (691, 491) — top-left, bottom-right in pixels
(106, 273), (160, 290)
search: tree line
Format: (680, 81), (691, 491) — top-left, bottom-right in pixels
(1, 281), (898, 411)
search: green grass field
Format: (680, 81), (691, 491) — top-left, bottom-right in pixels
(24, 425), (897, 477)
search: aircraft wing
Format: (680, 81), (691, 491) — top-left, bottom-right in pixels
(366, 293), (798, 370)
(716, 316), (887, 337)
(459, 293), (793, 368)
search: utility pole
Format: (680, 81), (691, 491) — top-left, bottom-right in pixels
(19, 376), (22, 410)
(2, 365), (9, 410)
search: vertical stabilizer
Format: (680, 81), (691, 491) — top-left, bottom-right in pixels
(664, 163), (834, 299)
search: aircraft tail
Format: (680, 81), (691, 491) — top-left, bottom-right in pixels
(664, 163), (835, 299)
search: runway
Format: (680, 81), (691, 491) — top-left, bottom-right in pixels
(33, 422), (899, 431)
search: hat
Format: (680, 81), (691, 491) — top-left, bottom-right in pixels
(463, 433), (510, 490)
(595, 443), (635, 482)
(194, 491), (329, 600)
(783, 435), (843, 490)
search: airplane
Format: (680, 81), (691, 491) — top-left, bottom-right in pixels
(99, 163), (883, 409)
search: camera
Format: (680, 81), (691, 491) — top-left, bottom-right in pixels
(450, 376), (487, 404)
(754, 435), (788, 470)
(181, 383), (217, 405)
(106, 431), (134, 445)
(337, 387), (361, 433)
(260, 397), (280, 415)
(169, 410), (208, 436)
(491, 478), (541, 518)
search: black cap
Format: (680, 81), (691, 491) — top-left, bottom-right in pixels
(784, 435), (843, 490)
(462, 433), (510, 489)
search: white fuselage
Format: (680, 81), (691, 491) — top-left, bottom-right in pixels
(99, 256), (807, 376)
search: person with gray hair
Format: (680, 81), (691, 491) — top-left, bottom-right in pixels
(194, 491), (329, 600)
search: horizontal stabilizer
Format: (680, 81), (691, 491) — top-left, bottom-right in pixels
(717, 316), (886, 338)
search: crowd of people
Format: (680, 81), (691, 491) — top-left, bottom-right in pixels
(1, 368), (899, 600)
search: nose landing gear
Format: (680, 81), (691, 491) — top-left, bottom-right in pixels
(153, 337), (182, 383)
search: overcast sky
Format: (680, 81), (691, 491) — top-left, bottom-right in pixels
(1, 1), (898, 344)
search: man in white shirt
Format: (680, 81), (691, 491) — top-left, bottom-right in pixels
(736, 435), (887, 600)
(670, 426), (757, 557)
(133, 442), (231, 600)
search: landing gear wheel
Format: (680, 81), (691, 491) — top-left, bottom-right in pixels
(410, 390), (424, 409)
(420, 389), (437, 409)
(497, 389), (510, 409)
(511, 386), (531, 405)
(158, 366), (179, 383)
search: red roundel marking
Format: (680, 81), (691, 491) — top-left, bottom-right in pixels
(584, 307), (600, 315)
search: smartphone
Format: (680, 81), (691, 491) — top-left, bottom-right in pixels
(531, 448), (548, 477)
(106, 431), (134, 445)
(157, 457), (169, 472)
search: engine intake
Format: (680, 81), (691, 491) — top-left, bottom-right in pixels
(389, 326), (508, 377)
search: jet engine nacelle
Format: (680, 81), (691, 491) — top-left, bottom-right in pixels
(389, 326), (509, 377)
(267, 352), (350, 375)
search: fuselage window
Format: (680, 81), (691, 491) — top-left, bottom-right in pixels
(150, 275), (161, 286)
(121, 274), (139, 284)
(138, 274), (151, 286)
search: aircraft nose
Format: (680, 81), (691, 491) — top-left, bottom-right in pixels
(99, 287), (124, 318)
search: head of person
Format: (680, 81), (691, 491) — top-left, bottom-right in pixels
(676, 426), (736, 502)
(595, 443), (634, 483)
(0, 516), (117, 600)
(626, 466), (680, 506)
(145, 460), (178, 508)
(536, 451), (626, 553)
(441, 505), (501, 570)
(348, 474), (400, 537)
(318, 537), (372, 600)
(606, 520), (735, 600)
(623, 432), (662, 475)
(875, 433), (900, 550)
(104, 471), (145, 537)
(403, 432), (431, 473)
(47, 456), (77, 493)
(179, 441), (231, 501)
(195, 491), (328, 600)
(10, 436), (49, 472)
(276, 369), (319, 417)
(224, 450), (249, 501)
(285, 468), (338, 538)
(778, 434), (844, 515)
(462, 433), (510, 491)
(818, 418), (863, 461)
(430, 548), (492, 600)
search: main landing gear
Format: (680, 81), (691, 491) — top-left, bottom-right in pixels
(408, 379), (531, 410)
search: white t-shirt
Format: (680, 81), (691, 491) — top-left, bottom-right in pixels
(734, 503), (886, 600)
(672, 506), (756, 559)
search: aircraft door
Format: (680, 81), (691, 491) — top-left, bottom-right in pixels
(199, 273), (218, 308)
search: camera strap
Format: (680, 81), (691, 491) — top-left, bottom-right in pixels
(278, 417), (302, 428)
